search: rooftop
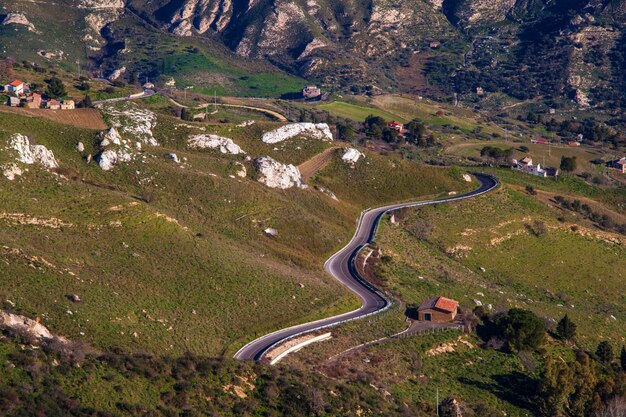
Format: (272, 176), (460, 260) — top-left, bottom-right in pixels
(418, 296), (459, 313)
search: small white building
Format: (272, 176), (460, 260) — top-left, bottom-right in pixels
(512, 157), (558, 178)
(4, 80), (25, 95)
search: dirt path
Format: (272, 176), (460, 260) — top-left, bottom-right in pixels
(166, 97), (287, 121)
(298, 147), (344, 179)
(0, 107), (107, 130)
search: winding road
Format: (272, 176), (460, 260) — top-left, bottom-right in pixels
(234, 173), (499, 361)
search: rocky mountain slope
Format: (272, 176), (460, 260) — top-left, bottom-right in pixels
(4, 0), (626, 108)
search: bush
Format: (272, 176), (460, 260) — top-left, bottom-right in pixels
(45, 77), (67, 98)
(560, 156), (577, 172)
(555, 314), (576, 340)
(596, 341), (614, 365)
(496, 308), (546, 352)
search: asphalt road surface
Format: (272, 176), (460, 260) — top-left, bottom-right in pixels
(93, 89), (155, 106)
(234, 173), (499, 361)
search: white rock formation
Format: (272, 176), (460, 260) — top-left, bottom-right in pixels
(2, 13), (37, 32)
(254, 157), (307, 189)
(77, 142), (85, 153)
(102, 104), (158, 146)
(168, 153), (180, 163)
(108, 66), (126, 81)
(261, 123), (333, 144)
(0, 311), (53, 339)
(188, 134), (246, 155)
(96, 149), (132, 171)
(235, 162), (247, 178)
(462, 174), (472, 182)
(2, 163), (23, 180)
(263, 228), (278, 237)
(342, 147), (364, 165)
(94, 127), (135, 171)
(98, 127), (123, 147)
(8, 134), (59, 169)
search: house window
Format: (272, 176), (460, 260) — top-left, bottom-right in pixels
(424, 313), (432, 321)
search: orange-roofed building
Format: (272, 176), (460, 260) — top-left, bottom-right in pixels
(4, 80), (25, 95)
(417, 296), (459, 322)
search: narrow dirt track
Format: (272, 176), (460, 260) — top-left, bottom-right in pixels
(298, 147), (344, 179)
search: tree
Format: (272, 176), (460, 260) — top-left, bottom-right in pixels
(569, 353), (598, 417)
(77, 81), (90, 91)
(560, 156), (577, 173)
(405, 119), (426, 143)
(180, 107), (193, 122)
(621, 346), (626, 371)
(79, 95), (92, 108)
(556, 314), (577, 341)
(335, 122), (355, 141)
(45, 77), (67, 98)
(496, 308), (546, 352)
(364, 114), (385, 129)
(538, 356), (574, 417)
(596, 341), (614, 365)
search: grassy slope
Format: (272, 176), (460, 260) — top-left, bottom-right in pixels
(375, 184), (625, 348)
(318, 101), (407, 123)
(446, 140), (610, 174)
(0, 102), (470, 357)
(283, 176), (623, 417)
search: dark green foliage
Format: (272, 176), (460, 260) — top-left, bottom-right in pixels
(596, 341), (614, 365)
(76, 81), (90, 91)
(537, 356), (573, 417)
(496, 308), (546, 352)
(335, 122), (355, 140)
(45, 77), (67, 99)
(77, 95), (92, 108)
(621, 346), (626, 371)
(180, 107), (194, 121)
(555, 314), (576, 341)
(560, 156), (577, 173)
(364, 114), (385, 129)
(481, 146), (513, 161)
(553, 196), (626, 235)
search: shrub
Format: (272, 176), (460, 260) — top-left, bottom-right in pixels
(596, 341), (614, 365)
(45, 77), (67, 98)
(556, 314), (576, 341)
(496, 308), (546, 352)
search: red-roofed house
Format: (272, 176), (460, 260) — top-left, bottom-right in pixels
(417, 296), (459, 322)
(387, 121), (404, 132)
(4, 80), (25, 95)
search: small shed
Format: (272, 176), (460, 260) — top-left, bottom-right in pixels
(417, 296), (459, 323)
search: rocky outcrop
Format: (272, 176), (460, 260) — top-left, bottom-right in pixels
(108, 66), (126, 81)
(96, 149), (132, 171)
(102, 103), (158, 146)
(261, 123), (333, 144)
(2, 163), (23, 180)
(0, 311), (54, 340)
(341, 148), (364, 165)
(94, 128), (133, 171)
(254, 157), (306, 189)
(8, 134), (59, 170)
(83, 8), (123, 51)
(188, 134), (246, 154)
(2, 13), (37, 32)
